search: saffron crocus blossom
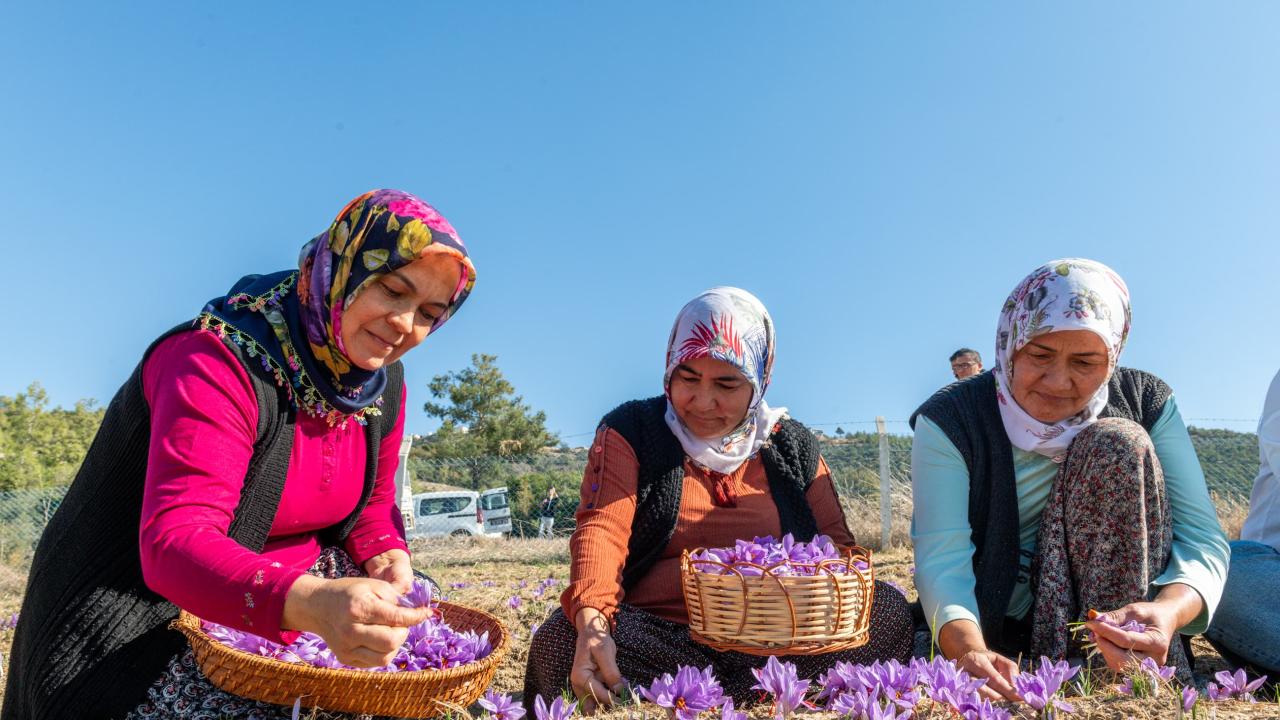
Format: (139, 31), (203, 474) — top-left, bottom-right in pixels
(479, 691), (526, 720)
(751, 656), (811, 720)
(398, 576), (436, 609)
(1206, 668), (1268, 702)
(1086, 609), (1147, 633)
(533, 695), (578, 720)
(1013, 657), (1078, 716)
(910, 656), (987, 703)
(1180, 686), (1198, 716)
(829, 688), (877, 718)
(719, 698), (747, 720)
(1116, 657), (1177, 698)
(638, 665), (726, 720)
(507, 596), (522, 610)
(956, 696), (1014, 720)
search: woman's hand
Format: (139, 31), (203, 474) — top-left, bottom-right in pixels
(570, 607), (625, 715)
(363, 548), (414, 595)
(282, 574), (431, 667)
(1085, 584), (1203, 670)
(937, 619), (1022, 702)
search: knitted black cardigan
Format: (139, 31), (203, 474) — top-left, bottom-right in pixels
(599, 396), (823, 592)
(1, 325), (403, 720)
(908, 368), (1170, 647)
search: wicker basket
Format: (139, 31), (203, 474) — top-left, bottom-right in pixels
(680, 545), (875, 656)
(172, 602), (508, 718)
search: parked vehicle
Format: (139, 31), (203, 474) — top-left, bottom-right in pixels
(406, 491), (484, 539)
(396, 438), (415, 532)
(479, 487), (512, 536)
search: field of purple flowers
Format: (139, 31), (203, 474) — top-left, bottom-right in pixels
(0, 536), (1274, 719)
(413, 537), (1277, 720)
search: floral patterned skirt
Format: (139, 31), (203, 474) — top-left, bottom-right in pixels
(126, 548), (399, 720)
(1030, 417), (1191, 679)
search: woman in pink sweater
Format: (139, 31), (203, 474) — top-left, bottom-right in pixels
(3, 189), (477, 720)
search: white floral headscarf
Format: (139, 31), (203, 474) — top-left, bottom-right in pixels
(993, 258), (1132, 462)
(663, 287), (788, 475)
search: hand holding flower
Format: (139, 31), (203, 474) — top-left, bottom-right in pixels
(282, 574), (432, 667)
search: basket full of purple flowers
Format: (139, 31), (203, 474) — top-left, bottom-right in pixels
(680, 533), (875, 656)
(171, 577), (508, 717)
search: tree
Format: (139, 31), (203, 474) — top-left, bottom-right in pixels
(0, 382), (105, 490)
(417, 354), (558, 488)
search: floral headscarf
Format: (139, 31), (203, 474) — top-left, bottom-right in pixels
(993, 258), (1131, 461)
(662, 287), (788, 479)
(199, 189), (476, 426)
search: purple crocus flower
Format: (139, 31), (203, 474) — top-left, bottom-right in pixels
(829, 688), (876, 718)
(637, 665), (725, 720)
(956, 696), (1014, 720)
(866, 701), (912, 720)
(1013, 656), (1077, 715)
(508, 596), (522, 610)
(478, 691), (526, 720)
(817, 661), (863, 704)
(533, 695), (577, 720)
(398, 577), (435, 609)
(719, 698), (747, 720)
(1209, 668), (1268, 702)
(751, 656), (811, 720)
(1181, 686), (1198, 714)
(911, 655), (987, 703)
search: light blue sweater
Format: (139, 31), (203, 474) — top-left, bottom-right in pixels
(911, 396), (1229, 638)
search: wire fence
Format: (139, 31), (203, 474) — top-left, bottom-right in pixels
(0, 425), (1261, 571)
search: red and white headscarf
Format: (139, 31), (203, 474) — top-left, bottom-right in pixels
(993, 258), (1132, 462)
(662, 287), (788, 475)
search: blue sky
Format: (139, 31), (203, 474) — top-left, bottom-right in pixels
(2, 3), (1277, 444)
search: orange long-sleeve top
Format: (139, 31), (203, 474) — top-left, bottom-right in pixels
(561, 426), (857, 625)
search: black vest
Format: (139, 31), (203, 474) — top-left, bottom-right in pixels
(600, 396), (822, 591)
(908, 368), (1170, 646)
(2, 323), (403, 720)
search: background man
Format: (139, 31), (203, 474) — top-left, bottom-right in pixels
(950, 348), (983, 380)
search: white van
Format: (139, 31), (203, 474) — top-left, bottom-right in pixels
(479, 487), (512, 536)
(407, 491), (484, 539)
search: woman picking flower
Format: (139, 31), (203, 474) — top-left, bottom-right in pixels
(909, 258), (1228, 700)
(524, 287), (913, 711)
(3, 190), (476, 719)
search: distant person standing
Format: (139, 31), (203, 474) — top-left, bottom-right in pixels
(538, 487), (560, 538)
(1206, 368), (1280, 676)
(950, 348), (983, 380)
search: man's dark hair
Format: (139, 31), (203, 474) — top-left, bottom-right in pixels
(950, 348), (981, 363)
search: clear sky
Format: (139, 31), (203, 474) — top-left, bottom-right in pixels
(2, 3), (1277, 444)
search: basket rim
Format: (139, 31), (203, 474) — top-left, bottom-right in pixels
(173, 600), (509, 687)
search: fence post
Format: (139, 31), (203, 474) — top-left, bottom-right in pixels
(876, 416), (891, 549)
